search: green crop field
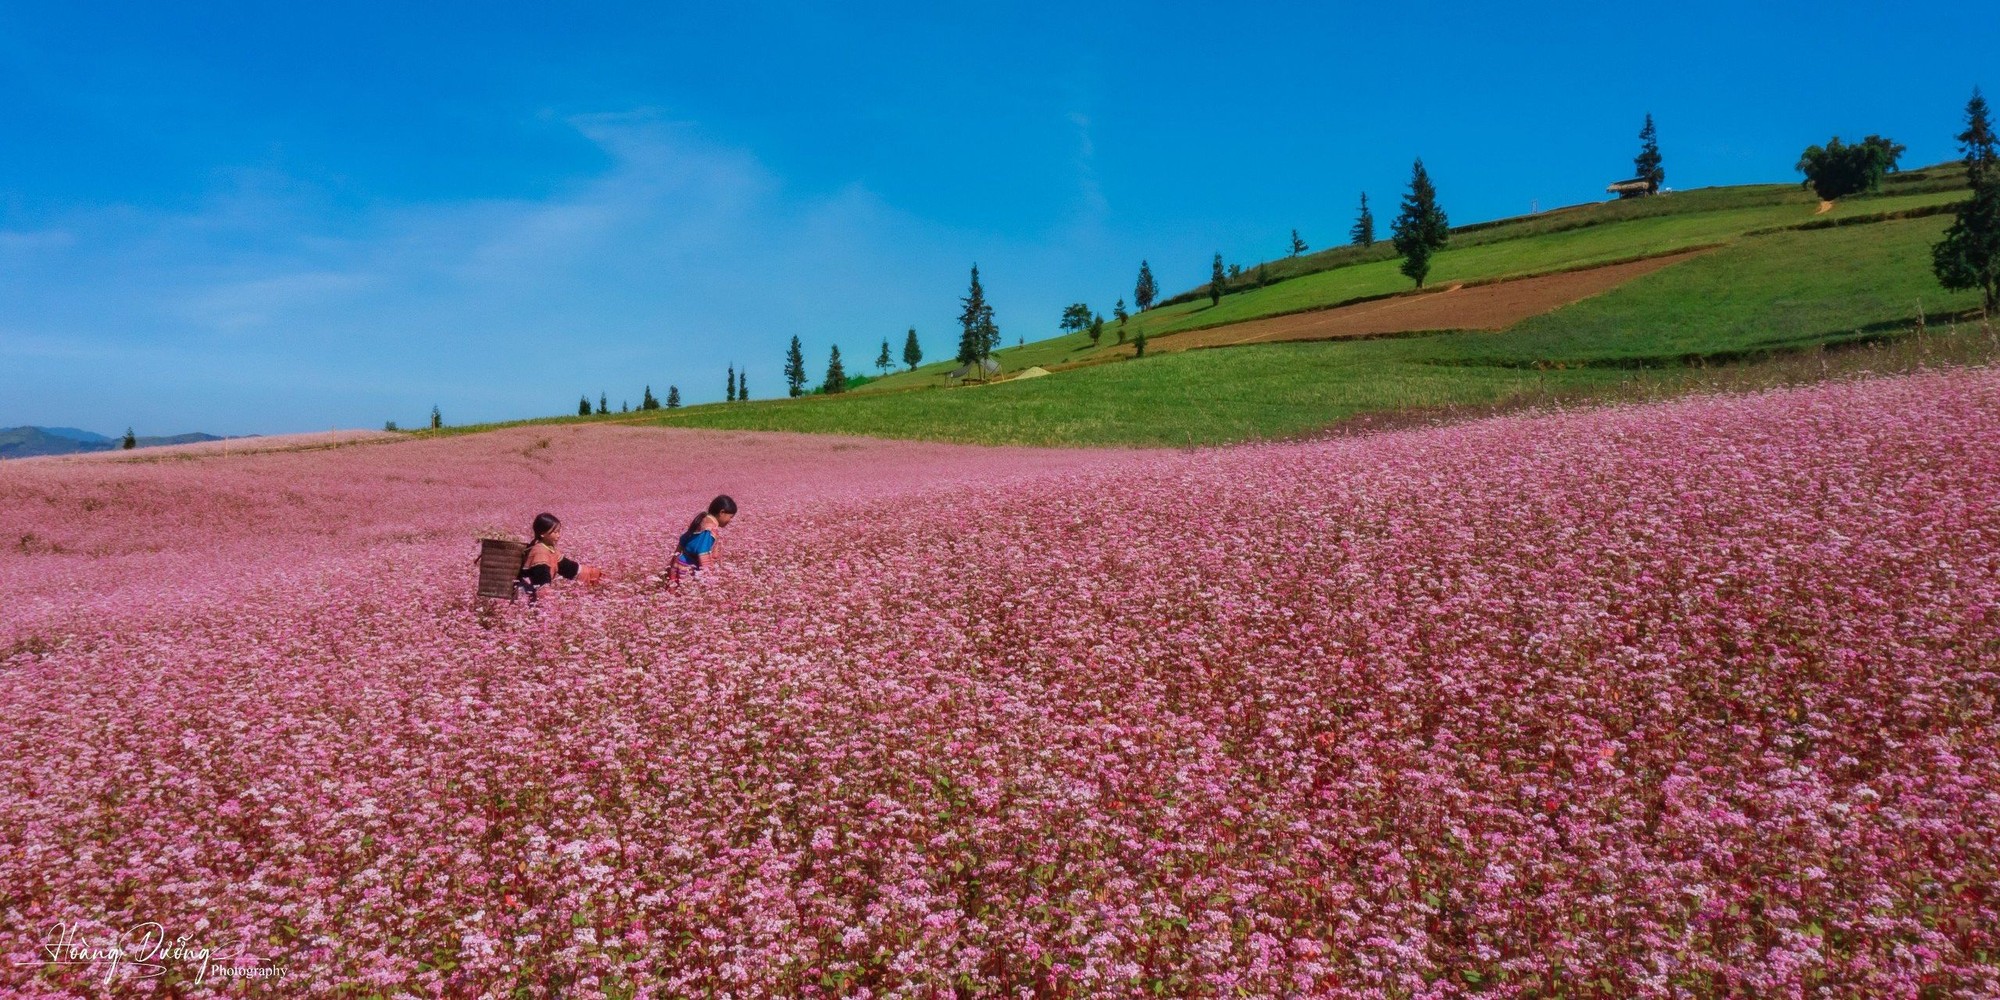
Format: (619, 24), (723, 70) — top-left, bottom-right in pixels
(1436, 215), (1984, 366)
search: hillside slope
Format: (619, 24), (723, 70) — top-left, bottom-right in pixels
(639, 210), (1986, 446)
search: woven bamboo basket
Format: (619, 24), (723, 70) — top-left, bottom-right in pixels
(476, 539), (529, 600)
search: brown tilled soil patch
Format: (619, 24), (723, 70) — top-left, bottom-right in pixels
(1111, 250), (1711, 356)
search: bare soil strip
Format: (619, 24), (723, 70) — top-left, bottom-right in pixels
(1107, 250), (1712, 356)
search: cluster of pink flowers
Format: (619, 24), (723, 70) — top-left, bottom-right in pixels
(2, 371), (1997, 997)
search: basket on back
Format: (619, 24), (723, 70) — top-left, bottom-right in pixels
(477, 539), (529, 600)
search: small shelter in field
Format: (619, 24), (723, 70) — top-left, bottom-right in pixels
(1606, 178), (1656, 199)
(947, 357), (1001, 383)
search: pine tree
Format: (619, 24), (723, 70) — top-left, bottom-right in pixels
(1089, 313), (1104, 347)
(121, 427), (137, 450)
(1966, 89), (1999, 190)
(1351, 192), (1375, 247)
(666, 385), (680, 408)
(1113, 298), (1129, 343)
(876, 337), (893, 374)
(1391, 160), (1449, 288)
(579, 395), (592, 416)
(1934, 87), (2000, 311)
(1634, 113), (1665, 194)
(430, 406), (442, 430)
(726, 365), (737, 402)
(621, 400), (629, 413)
(956, 265), (998, 364)
(1209, 253), (1226, 307)
(738, 373), (748, 400)
(597, 393), (608, 415)
(1134, 260), (1158, 311)
(785, 336), (808, 397)
(825, 345), (847, 394)
(641, 385), (659, 410)
(1290, 229), (1308, 256)
(902, 327), (923, 371)
(1134, 329), (1147, 357)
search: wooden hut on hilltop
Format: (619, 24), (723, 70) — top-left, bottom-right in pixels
(1607, 178), (1657, 199)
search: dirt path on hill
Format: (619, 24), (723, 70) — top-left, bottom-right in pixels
(1105, 249), (1712, 356)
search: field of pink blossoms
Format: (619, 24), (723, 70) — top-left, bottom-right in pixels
(3, 370), (1998, 998)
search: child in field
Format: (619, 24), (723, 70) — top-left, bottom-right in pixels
(670, 495), (737, 581)
(517, 513), (603, 600)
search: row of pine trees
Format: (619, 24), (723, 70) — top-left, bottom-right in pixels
(783, 330), (925, 397)
(577, 385), (680, 415)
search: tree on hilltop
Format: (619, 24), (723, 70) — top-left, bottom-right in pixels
(122, 427), (136, 449)
(824, 345), (847, 394)
(1089, 313), (1104, 347)
(785, 336), (808, 397)
(641, 385), (659, 410)
(578, 395), (592, 417)
(1391, 159), (1449, 288)
(1209, 252), (1226, 307)
(1351, 192), (1375, 247)
(1113, 298), (1129, 342)
(1291, 229), (1308, 256)
(597, 393), (608, 415)
(1134, 260), (1158, 312)
(666, 385), (680, 408)
(430, 406), (443, 430)
(902, 327), (923, 371)
(1634, 113), (1665, 194)
(956, 265), (999, 365)
(1797, 135), (1905, 201)
(875, 337), (893, 374)
(738, 373), (748, 400)
(1935, 87), (2000, 311)
(725, 365), (737, 402)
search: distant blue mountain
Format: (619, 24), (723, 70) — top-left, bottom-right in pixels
(38, 427), (115, 444)
(0, 426), (231, 459)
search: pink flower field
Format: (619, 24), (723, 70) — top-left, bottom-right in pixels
(3, 370), (1998, 997)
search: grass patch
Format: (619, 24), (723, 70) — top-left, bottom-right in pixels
(641, 342), (1633, 447)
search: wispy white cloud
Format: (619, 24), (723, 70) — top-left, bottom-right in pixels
(181, 271), (377, 332)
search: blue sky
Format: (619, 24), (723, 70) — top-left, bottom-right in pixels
(2, 1), (1993, 434)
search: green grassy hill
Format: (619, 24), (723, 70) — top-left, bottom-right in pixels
(841, 166), (1969, 394)
(634, 215), (1984, 447)
(428, 165), (1987, 448)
